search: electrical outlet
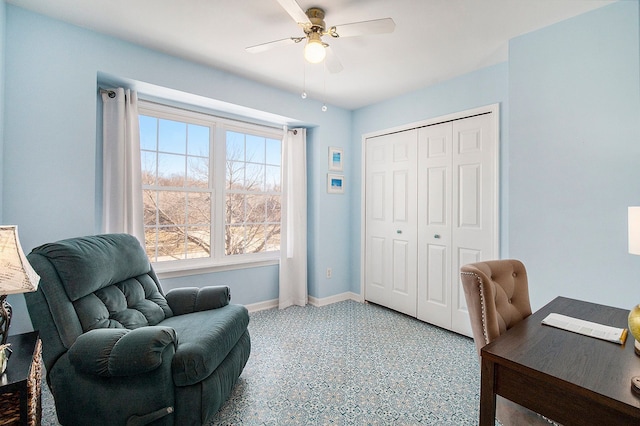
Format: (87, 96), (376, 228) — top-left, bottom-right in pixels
(326, 268), (332, 279)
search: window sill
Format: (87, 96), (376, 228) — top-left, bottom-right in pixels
(154, 257), (279, 280)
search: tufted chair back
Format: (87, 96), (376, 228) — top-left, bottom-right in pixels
(26, 233), (174, 372)
(460, 259), (532, 357)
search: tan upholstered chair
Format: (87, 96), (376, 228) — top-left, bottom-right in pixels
(460, 259), (559, 426)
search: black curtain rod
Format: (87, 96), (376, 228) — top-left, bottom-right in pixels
(98, 88), (116, 98)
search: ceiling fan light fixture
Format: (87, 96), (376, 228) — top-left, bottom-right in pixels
(304, 33), (326, 64)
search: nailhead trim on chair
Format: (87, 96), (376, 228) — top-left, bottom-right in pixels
(461, 271), (490, 345)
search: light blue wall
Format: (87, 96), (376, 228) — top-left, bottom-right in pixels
(3, 5), (352, 333)
(350, 1), (640, 312)
(509, 1), (640, 310)
(350, 63), (510, 294)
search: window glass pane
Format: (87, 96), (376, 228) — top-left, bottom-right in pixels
(246, 194), (266, 223)
(187, 192), (211, 225)
(144, 228), (158, 262)
(226, 160), (245, 190)
(226, 194), (245, 224)
(139, 115), (157, 151)
(141, 151), (157, 186)
(225, 225), (245, 255)
(244, 224), (265, 254)
(186, 156), (208, 188)
(159, 119), (186, 154)
(226, 131), (244, 161)
(265, 223), (280, 251)
(185, 226), (210, 259)
(245, 163), (265, 192)
(246, 134), (265, 163)
(157, 226), (186, 261)
(157, 153), (186, 186)
(265, 138), (281, 166)
(158, 191), (186, 226)
(142, 190), (158, 226)
(267, 194), (281, 224)
(265, 165), (280, 192)
(188, 124), (209, 156)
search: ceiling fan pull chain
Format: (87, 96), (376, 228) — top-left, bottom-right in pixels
(322, 63), (328, 112)
(301, 57), (308, 99)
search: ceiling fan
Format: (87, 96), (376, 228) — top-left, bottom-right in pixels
(246, 0), (395, 73)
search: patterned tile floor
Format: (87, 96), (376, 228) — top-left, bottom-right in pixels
(211, 301), (481, 425)
(41, 300), (482, 425)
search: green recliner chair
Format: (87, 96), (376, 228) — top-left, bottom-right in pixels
(24, 233), (251, 426)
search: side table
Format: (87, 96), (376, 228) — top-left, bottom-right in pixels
(0, 331), (42, 426)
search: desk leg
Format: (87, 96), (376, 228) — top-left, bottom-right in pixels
(480, 357), (497, 426)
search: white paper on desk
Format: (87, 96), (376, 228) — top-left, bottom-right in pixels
(541, 313), (627, 344)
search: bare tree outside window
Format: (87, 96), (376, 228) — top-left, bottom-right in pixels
(138, 108), (282, 265)
(225, 131), (281, 255)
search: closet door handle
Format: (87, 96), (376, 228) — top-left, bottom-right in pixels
(434, 234), (441, 239)
(396, 230), (402, 234)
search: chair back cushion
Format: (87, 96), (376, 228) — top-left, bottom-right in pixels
(35, 233), (151, 301)
(27, 234), (173, 351)
(460, 259), (532, 356)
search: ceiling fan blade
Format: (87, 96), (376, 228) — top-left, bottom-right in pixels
(325, 46), (344, 74)
(246, 37), (303, 54)
(330, 18), (395, 38)
(275, 0), (311, 25)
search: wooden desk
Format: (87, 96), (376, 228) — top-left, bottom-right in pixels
(480, 296), (640, 426)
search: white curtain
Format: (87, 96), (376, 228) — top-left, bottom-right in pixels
(279, 127), (308, 309)
(101, 88), (144, 244)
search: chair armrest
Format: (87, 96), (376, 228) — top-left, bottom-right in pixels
(68, 326), (177, 377)
(165, 286), (231, 315)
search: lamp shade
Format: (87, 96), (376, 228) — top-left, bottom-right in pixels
(629, 207), (640, 255)
(0, 226), (39, 295)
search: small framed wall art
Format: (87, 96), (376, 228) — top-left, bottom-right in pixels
(328, 146), (344, 171)
(327, 173), (344, 194)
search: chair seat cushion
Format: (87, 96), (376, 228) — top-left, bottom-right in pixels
(160, 304), (249, 386)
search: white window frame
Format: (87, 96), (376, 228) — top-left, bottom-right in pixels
(138, 101), (284, 277)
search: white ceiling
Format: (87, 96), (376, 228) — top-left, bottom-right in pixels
(7, 0), (616, 110)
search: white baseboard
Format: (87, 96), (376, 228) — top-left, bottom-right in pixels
(244, 292), (362, 313)
(245, 298), (279, 313)
(309, 291), (362, 307)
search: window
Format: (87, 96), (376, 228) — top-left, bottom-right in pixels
(225, 130), (282, 255)
(138, 102), (282, 270)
